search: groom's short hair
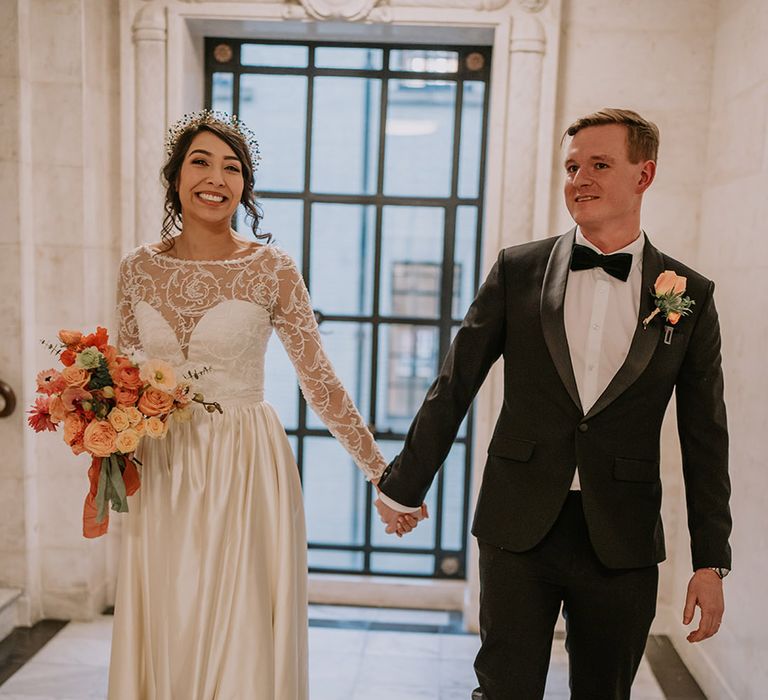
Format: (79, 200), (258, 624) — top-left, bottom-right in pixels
(563, 108), (660, 164)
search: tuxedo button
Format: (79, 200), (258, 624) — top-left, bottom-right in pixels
(578, 422), (589, 433)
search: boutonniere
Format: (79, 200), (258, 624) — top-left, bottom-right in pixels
(642, 271), (695, 337)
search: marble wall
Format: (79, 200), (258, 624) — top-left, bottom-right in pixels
(669, 1), (768, 697)
(0, 0), (122, 623)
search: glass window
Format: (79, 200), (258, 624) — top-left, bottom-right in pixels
(241, 43), (309, 68)
(311, 77), (381, 195)
(315, 47), (383, 70)
(239, 74), (307, 192)
(383, 79), (457, 198)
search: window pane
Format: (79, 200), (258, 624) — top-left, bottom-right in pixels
(306, 322), (371, 430)
(241, 43), (309, 68)
(211, 72), (233, 113)
(311, 77), (380, 195)
(390, 49), (459, 74)
(310, 203), (375, 315)
(441, 444), (466, 551)
(315, 47), (383, 70)
(257, 198), (304, 263)
(309, 549), (363, 571)
(370, 552), (435, 576)
(458, 81), (486, 199)
(380, 206), (445, 318)
(303, 437), (366, 545)
(376, 324), (439, 435)
(239, 74), (307, 192)
(384, 79), (456, 197)
(454, 206), (478, 319)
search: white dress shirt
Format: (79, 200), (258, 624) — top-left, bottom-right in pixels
(380, 228), (646, 511)
(564, 228), (644, 489)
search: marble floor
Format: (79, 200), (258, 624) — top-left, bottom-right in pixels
(0, 606), (675, 699)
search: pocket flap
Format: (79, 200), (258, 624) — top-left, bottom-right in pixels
(488, 437), (536, 462)
(614, 457), (659, 483)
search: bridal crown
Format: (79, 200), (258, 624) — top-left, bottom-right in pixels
(164, 109), (261, 171)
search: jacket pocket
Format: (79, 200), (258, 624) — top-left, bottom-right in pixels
(487, 436), (536, 462)
(614, 457), (659, 483)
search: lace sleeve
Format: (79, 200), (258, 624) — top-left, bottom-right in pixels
(116, 254), (141, 353)
(269, 252), (386, 481)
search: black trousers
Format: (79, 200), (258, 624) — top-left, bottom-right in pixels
(474, 492), (658, 700)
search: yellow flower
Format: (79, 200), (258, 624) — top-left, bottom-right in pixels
(108, 407), (131, 432)
(139, 359), (177, 393)
(145, 416), (168, 439)
(115, 428), (140, 454)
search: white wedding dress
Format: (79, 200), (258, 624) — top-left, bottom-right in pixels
(108, 244), (385, 700)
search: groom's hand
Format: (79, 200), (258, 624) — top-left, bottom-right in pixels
(374, 498), (428, 538)
(683, 569), (725, 643)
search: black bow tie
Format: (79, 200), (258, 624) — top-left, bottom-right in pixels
(569, 244), (633, 282)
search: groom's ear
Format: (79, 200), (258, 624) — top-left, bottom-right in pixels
(636, 160), (656, 194)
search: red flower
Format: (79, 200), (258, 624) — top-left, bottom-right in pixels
(60, 349), (77, 367)
(82, 326), (109, 351)
(27, 397), (57, 433)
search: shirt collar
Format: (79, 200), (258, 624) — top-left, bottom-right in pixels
(575, 227), (645, 270)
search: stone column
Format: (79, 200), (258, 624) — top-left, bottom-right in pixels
(499, 11), (547, 247)
(132, 2), (167, 244)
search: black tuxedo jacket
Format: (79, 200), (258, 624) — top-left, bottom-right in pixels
(378, 230), (732, 570)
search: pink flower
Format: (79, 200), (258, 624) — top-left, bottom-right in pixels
(27, 397), (57, 432)
(61, 387), (93, 412)
(36, 369), (66, 395)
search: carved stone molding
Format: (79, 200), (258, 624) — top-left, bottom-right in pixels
(517, 0), (548, 12)
(294, 0), (382, 20)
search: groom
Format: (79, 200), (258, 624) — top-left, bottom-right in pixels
(375, 108), (732, 699)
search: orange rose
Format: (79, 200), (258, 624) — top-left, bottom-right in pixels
(133, 419), (146, 437)
(63, 413), (86, 446)
(115, 386), (139, 407)
(102, 345), (118, 365)
(138, 388), (175, 417)
(60, 349), (77, 367)
(654, 271), (687, 296)
(61, 365), (91, 389)
(58, 330), (83, 346)
(82, 420), (118, 457)
(667, 311), (681, 325)
(145, 416), (168, 439)
(123, 407), (143, 426)
(113, 364), (143, 391)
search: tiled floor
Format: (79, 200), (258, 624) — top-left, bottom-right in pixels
(0, 606), (668, 699)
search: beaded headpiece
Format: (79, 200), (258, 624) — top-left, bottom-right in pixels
(164, 109), (261, 172)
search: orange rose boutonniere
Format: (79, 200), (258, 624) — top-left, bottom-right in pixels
(642, 270), (695, 330)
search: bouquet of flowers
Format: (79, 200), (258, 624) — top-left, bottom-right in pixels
(27, 327), (221, 538)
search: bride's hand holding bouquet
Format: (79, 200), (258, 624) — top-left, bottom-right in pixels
(27, 327), (220, 538)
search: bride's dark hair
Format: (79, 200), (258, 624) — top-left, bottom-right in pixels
(159, 121), (269, 253)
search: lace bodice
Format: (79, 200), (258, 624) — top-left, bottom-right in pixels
(116, 244), (386, 480)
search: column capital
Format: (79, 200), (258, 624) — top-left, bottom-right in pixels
(510, 12), (545, 54)
(133, 2), (166, 44)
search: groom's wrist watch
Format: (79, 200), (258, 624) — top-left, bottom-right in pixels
(708, 567), (730, 579)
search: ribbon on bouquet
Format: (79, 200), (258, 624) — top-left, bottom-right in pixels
(82, 454), (141, 538)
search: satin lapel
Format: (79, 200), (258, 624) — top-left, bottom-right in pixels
(584, 235), (665, 420)
(540, 229), (582, 413)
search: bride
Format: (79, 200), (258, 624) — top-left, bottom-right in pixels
(108, 111), (425, 699)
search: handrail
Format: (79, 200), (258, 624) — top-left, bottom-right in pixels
(0, 380), (16, 418)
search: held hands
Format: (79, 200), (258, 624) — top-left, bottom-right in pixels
(683, 569), (725, 643)
(373, 495), (429, 538)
